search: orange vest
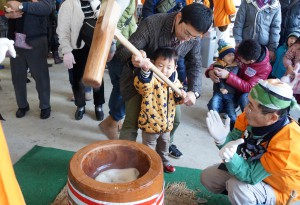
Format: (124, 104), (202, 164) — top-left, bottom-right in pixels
(235, 112), (300, 205)
(212, 0), (236, 27)
(0, 123), (26, 205)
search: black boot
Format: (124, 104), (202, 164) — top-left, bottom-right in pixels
(75, 107), (85, 120)
(53, 51), (63, 64)
(16, 105), (30, 118)
(95, 105), (104, 121)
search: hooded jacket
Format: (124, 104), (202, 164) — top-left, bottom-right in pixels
(233, 0), (281, 52)
(134, 71), (183, 133)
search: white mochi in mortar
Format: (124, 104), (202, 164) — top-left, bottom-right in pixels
(95, 168), (139, 183)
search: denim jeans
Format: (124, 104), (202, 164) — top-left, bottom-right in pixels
(107, 58), (125, 121)
(207, 92), (237, 123)
(238, 93), (249, 112)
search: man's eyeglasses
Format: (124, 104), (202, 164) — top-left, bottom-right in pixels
(180, 22), (202, 40)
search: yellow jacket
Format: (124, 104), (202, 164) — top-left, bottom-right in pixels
(0, 122), (26, 205)
(134, 72), (182, 133)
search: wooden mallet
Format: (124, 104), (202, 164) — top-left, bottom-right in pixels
(82, 0), (182, 97)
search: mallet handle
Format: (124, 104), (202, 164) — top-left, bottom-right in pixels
(114, 31), (183, 97)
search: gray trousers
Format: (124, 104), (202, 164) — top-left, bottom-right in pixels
(10, 36), (50, 110)
(200, 164), (276, 205)
(142, 132), (170, 166)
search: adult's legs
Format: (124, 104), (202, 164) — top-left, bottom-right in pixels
(119, 94), (141, 141)
(93, 83), (105, 107)
(25, 37), (50, 110)
(10, 49), (30, 109)
(201, 164), (276, 205)
(169, 105), (183, 159)
(226, 177), (276, 205)
(98, 58), (125, 139)
(72, 46), (89, 108)
(201, 164), (232, 194)
(170, 105), (181, 144)
(107, 58), (125, 121)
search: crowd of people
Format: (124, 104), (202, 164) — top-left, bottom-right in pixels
(0, 0), (300, 204)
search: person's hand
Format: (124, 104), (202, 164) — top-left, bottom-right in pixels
(208, 69), (220, 83)
(107, 51), (115, 62)
(4, 5), (14, 12)
(220, 88), (228, 94)
(183, 91), (196, 106)
(131, 50), (150, 70)
(269, 50), (275, 62)
(175, 89), (187, 99)
(286, 65), (295, 75)
(214, 68), (229, 79)
(4, 10), (23, 19)
(0, 38), (16, 63)
(180, 89), (187, 99)
(6, 1), (22, 11)
(63, 52), (76, 69)
(219, 138), (244, 162)
(206, 110), (230, 144)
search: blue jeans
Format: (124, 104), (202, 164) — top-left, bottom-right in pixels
(237, 93), (249, 112)
(207, 92), (237, 123)
(107, 58), (125, 121)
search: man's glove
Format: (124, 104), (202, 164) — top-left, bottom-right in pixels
(63, 52), (76, 69)
(0, 38), (16, 63)
(219, 138), (244, 162)
(206, 110), (230, 145)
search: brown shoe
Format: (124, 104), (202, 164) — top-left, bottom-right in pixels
(99, 115), (119, 140)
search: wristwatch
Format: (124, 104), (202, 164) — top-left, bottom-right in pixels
(194, 91), (200, 99)
(18, 3), (23, 10)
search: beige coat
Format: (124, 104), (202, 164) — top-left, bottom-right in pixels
(57, 0), (100, 55)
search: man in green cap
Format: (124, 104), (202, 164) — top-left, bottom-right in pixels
(201, 79), (300, 205)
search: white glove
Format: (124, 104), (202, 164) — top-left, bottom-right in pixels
(206, 110), (230, 144)
(63, 52), (76, 69)
(0, 38), (16, 63)
(219, 138), (244, 162)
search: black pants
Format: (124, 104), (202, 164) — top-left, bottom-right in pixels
(10, 36), (50, 109)
(72, 45), (105, 108)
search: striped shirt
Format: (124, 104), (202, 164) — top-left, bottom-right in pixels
(80, 1), (99, 20)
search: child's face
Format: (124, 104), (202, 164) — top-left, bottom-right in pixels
(154, 57), (177, 78)
(287, 36), (297, 47)
(222, 53), (235, 64)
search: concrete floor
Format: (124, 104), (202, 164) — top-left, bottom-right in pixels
(0, 57), (221, 170)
